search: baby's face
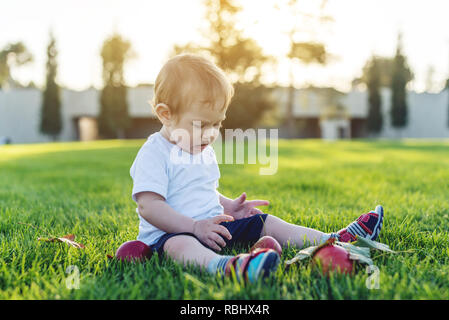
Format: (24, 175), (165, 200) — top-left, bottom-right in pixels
(168, 100), (226, 154)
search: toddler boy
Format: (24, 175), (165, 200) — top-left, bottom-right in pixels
(130, 54), (384, 282)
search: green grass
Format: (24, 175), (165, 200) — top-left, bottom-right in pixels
(1, 139), (448, 299)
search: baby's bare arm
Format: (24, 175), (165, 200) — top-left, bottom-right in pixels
(136, 191), (233, 251)
(136, 191), (195, 234)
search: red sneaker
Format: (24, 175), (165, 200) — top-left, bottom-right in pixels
(338, 205), (384, 242)
(225, 248), (280, 283)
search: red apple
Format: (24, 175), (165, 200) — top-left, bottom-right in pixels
(250, 236), (282, 256)
(312, 244), (354, 275)
(115, 240), (152, 262)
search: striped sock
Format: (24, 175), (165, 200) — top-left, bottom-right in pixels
(207, 255), (233, 274)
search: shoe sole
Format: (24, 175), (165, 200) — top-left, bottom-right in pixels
(370, 205), (384, 241)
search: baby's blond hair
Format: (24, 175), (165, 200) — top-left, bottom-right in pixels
(151, 54), (234, 117)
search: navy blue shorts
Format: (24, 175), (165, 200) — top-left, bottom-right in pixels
(151, 214), (268, 257)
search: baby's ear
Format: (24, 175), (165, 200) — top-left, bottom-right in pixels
(154, 103), (173, 124)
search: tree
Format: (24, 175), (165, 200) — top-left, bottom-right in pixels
(365, 56), (383, 134)
(170, 0), (276, 129)
(40, 31), (62, 141)
(358, 52), (412, 135)
(446, 78), (449, 128)
(359, 57), (395, 88)
(358, 55), (412, 89)
(390, 33), (413, 130)
(223, 83), (276, 130)
(276, 0), (333, 137)
(0, 42), (33, 89)
(98, 33), (134, 139)
(171, 0), (273, 84)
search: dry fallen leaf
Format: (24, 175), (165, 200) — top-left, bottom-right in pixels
(61, 234), (75, 241)
(38, 234), (85, 249)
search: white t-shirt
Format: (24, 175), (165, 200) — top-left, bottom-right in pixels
(129, 131), (224, 245)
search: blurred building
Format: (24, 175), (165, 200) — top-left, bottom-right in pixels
(0, 85), (160, 144)
(272, 86), (449, 140)
(1, 85), (449, 144)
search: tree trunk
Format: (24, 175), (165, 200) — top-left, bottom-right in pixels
(286, 85), (297, 138)
(286, 63), (297, 138)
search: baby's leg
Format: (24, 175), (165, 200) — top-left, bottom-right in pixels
(261, 205), (384, 247)
(261, 214), (325, 247)
(163, 235), (219, 268)
(163, 233), (281, 281)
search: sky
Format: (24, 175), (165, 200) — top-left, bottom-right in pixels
(2, 0), (449, 93)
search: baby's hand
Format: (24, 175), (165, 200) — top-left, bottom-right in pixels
(227, 192), (270, 220)
(192, 215), (234, 251)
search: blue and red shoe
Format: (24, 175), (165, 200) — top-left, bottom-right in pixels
(337, 205), (384, 242)
(225, 248), (280, 283)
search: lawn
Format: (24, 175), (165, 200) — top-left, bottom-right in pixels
(0, 139), (448, 299)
